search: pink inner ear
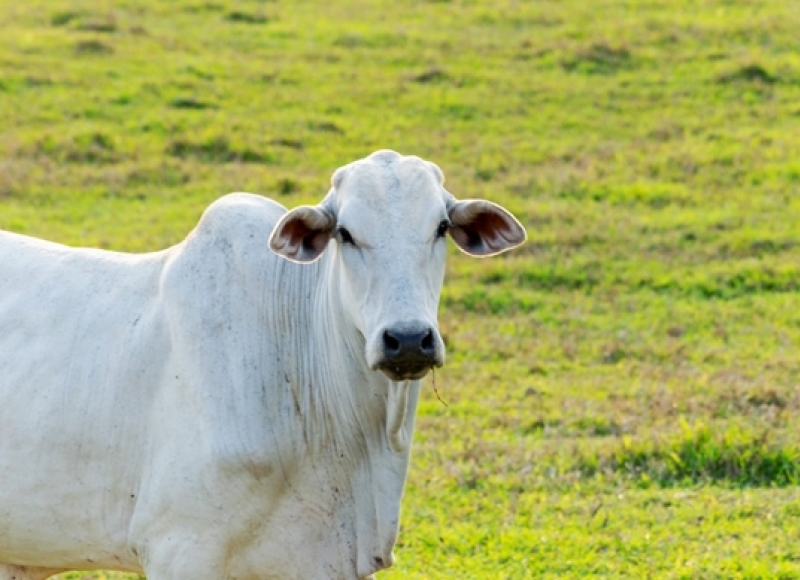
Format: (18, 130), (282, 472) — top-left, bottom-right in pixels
(282, 218), (329, 257)
(449, 201), (526, 256)
(270, 207), (335, 262)
(467, 211), (516, 253)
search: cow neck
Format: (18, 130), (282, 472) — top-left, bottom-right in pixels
(301, 248), (420, 575)
(249, 247), (422, 576)
(287, 247), (389, 461)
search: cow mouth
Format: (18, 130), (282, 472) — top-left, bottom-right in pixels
(377, 364), (433, 381)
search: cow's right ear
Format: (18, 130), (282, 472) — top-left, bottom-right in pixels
(269, 206), (335, 263)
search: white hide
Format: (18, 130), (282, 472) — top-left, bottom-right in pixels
(0, 150), (526, 580)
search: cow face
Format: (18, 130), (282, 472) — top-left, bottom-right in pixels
(269, 150), (526, 381)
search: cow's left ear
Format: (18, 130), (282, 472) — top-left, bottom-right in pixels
(448, 199), (527, 257)
(269, 206), (335, 263)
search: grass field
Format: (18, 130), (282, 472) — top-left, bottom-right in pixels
(3, 0), (800, 577)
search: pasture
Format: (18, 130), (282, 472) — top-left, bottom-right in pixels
(2, 0), (800, 577)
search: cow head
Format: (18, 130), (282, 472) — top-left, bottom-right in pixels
(269, 150), (526, 381)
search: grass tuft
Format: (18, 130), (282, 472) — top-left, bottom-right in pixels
(411, 67), (448, 83)
(276, 177), (300, 195)
(167, 137), (272, 164)
(225, 11), (270, 24)
(51, 11), (83, 26)
(309, 121), (344, 134)
(270, 138), (303, 150)
(562, 41), (632, 74)
(169, 97), (216, 110)
(580, 423), (800, 487)
(77, 15), (118, 33)
(74, 40), (114, 55)
(31, 132), (119, 164)
(717, 63), (779, 85)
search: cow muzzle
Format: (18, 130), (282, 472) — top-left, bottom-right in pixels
(374, 324), (443, 381)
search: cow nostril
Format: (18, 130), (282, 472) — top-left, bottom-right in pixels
(383, 330), (400, 353)
(420, 329), (434, 352)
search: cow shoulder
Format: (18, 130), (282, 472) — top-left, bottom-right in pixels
(160, 193), (290, 320)
(193, 193), (288, 244)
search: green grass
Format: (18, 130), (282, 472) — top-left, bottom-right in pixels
(3, 0), (800, 577)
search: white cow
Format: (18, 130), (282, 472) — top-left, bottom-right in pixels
(0, 150), (525, 579)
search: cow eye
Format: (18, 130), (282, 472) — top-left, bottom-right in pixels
(435, 220), (450, 239)
(337, 227), (356, 246)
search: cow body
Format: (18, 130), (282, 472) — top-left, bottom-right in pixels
(0, 151), (525, 579)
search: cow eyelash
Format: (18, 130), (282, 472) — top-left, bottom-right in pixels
(337, 227), (356, 246)
(435, 220), (450, 239)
